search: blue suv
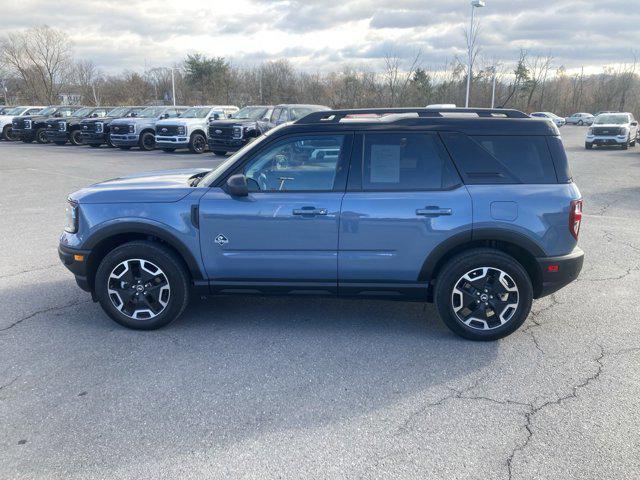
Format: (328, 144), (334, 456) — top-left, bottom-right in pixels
(59, 108), (584, 341)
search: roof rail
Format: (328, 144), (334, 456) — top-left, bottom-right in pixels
(297, 107), (529, 124)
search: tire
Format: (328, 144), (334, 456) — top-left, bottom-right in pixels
(94, 241), (190, 330)
(2, 125), (16, 141)
(188, 132), (207, 154)
(162, 148), (175, 153)
(119, 146), (131, 150)
(577, 120), (583, 126)
(434, 248), (533, 341)
(69, 130), (83, 146)
(585, 142), (593, 149)
(621, 137), (629, 150)
(35, 128), (48, 144)
(213, 150), (227, 156)
(106, 136), (115, 148)
(54, 141), (66, 146)
(139, 131), (156, 151)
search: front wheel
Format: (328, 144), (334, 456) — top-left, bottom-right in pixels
(69, 130), (84, 146)
(434, 248), (533, 341)
(577, 120), (583, 126)
(585, 142), (593, 150)
(94, 242), (190, 330)
(621, 137), (629, 150)
(35, 128), (48, 144)
(2, 125), (16, 141)
(188, 133), (207, 154)
(139, 131), (155, 151)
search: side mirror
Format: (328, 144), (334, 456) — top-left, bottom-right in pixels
(225, 174), (249, 197)
(226, 113), (232, 118)
(54, 112), (62, 117)
(161, 113), (170, 119)
(632, 121), (638, 126)
(130, 112), (137, 117)
(261, 117), (270, 122)
(212, 113), (220, 120)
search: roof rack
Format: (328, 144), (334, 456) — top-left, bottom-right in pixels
(297, 107), (529, 124)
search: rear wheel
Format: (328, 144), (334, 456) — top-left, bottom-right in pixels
(95, 242), (190, 330)
(35, 128), (48, 144)
(188, 132), (206, 154)
(139, 131), (156, 151)
(213, 150), (227, 156)
(577, 120), (583, 126)
(434, 248), (533, 341)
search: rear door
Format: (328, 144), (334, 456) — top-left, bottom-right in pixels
(338, 131), (473, 299)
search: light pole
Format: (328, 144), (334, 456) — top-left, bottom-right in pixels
(161, 67), (178, 106)
(490, 65), (497, 108)
(465, 0), (485, 108)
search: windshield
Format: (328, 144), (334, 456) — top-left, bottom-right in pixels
(38, 107), (57, 116)
(595, 114), (629, 125)
(231, 107), (268, 120)
(107, 107), (130, 117)
(180, 107), (212, 118)
(138, 106), (166, 118)
(4, 107), (24, 115)
(72, 107), (93, 117)
(201, 123), (290, 186)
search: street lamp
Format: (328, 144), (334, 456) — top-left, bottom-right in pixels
(161, 67), (179, 106)
(465, 0), (486, 108)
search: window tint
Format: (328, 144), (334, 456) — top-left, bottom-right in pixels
(243, 135), (347, 192)
(270, 108), (282, 122)
(278, 109), (289, 122)
(362, 133), (460, 191)
(440, 132), (557, 184)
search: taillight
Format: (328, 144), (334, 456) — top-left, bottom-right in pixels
(569, 199), (583, 240)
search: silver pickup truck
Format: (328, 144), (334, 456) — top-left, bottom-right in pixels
(109, 106), (188, 151)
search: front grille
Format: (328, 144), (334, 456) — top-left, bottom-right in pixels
(111, 124), (131, 134)
(13, 118), (28, 129)
(157, 125), (181, 136)
(82, 122), (96, 133)
(208, 125), (234, 139)
(593, 126), (621, 135)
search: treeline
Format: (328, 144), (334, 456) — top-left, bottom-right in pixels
(1, 26), (639, 115)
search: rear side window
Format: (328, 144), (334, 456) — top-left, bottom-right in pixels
(440, 133), (557, 184)
(362, 133), (460, 191)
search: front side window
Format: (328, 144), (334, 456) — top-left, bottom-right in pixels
(278, 109), (290, 122)
(243, 134), (347, 192)
(270, 108), (282, 123)
(180, 107), (211, 118)
(71, 107), (93, 117)
(231, 107), (268, 120)
(362, 133), (460, 191)
(137, 107), (165, 118)
(107, 107), (129, 117)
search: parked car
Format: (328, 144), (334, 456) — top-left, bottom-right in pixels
(109, 106), (188, 151)
(45, 107), (113, 145)
(258, 104), (331, 132)
(155, 105), (239, 154)
(12, 105), (80, 144)
(58, 106), (584, 341)
(0, 106), (15, 115)
(529, 112), (566, 127)
(207, 105), (274, 155)
(565, 112), (595, 126)
(80, 106), (146, 148)
(0, 106), (44, 141)
(585, 112), (639, 149)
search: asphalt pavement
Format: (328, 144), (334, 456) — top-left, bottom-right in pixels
(0, 127), (639, 479)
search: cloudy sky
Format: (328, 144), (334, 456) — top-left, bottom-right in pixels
(1, 0), (636, 74)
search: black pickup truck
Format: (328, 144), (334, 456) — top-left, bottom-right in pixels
(207, 105), (273, 155)
(45, 107), (113, 145)
(12, 106), (80, 143)
(80, 106), (146, 147)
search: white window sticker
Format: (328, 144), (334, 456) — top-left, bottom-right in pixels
(370, 144), (401, 183)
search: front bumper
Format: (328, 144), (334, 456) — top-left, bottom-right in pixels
(208, 137), (246, 152)
(58, 244), (92, 292)
(535, 247), (584, 298)
(81, 132), (107, 143)
(14, 129), (35, 140)
(110, 134), (139, 147)
(586, 135), (628, 146)
(46, 131), (69, 142)
(156, 135), (189, 148)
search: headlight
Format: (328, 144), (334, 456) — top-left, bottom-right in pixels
(232, 126), (243, 139)
(587, 128), (593, 135)
(59, 122), (66, 131)
(619, 127), (629, 136)
(128, 124), (135, 134)
(95, 122), (104, 133)
(177, 125), (186, 135)
(64, 199), (79, 234)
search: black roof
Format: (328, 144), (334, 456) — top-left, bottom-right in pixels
(291, 108), (558, 136)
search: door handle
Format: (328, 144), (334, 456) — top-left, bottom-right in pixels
(416, 206), (453, 217)
(293, 207), (328, 216)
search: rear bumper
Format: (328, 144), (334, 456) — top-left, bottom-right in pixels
(58, 244), (92, 292)
(110, 134), (139, 146)
(535, 247), (584, 298)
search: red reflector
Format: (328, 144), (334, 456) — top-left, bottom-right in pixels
(547, 265), (559, 272)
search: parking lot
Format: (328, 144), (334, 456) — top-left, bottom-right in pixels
(1, 126), (639, 479)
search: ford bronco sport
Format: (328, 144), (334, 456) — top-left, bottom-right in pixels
(59, 107), (584, 341)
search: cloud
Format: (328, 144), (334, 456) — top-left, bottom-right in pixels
(0, 0), (636, 74)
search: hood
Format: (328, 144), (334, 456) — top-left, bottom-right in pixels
(70, 168), (210, 204)
(156, 118), (205, 126)
(209, 118), (258, 127)
(13, 114), (49, 122)
(111, 117), (158, 127)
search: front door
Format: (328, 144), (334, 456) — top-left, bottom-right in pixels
(199, 132), (353, 295)
(338, 132), (473, 299)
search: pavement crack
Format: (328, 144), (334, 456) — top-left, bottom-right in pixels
(0, 299), (91, 333)
(0, 263), (59, 280)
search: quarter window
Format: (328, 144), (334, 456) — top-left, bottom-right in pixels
(362, 133), (460, 191)
(243, 135), (348, 192)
